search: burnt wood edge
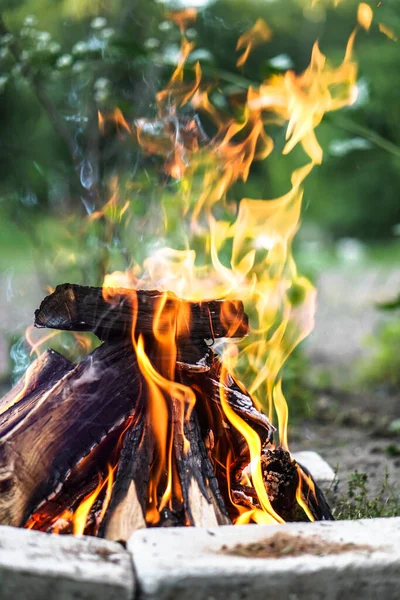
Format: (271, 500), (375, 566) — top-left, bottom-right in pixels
(297, 462), (334, 521)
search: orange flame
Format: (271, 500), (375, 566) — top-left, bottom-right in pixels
(236, 19), (272, 68)
(22, 10), (360, 532)
(98, 13), (359, 523)
(73, 477), (103, 536)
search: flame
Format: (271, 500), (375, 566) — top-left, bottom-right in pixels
(96, 12), (359, 525)
(273, 379), (288, 451)
(295, 466), (316, 522)
(73, 463), (115, 536)
(73, 476), (103, 536)
(219, 348), (284, 524)
(378, 23), (398, 42)
(26, 9), (361, 531)
(236, 19), (272, 68)
(98, 108), (132, 135)
(135, 332), (195, 523)
(357, 3), (373, 31)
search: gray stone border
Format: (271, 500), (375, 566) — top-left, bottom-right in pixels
(129, 518), (400, 600)
(1, 518), (400, 600)
(0, 451), (396, 600)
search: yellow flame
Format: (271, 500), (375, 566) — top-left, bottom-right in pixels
(295, 466), (316, 522)
(273, 379), (288, 451)
(73, 477), (103, 536)
(357, 3), (373, 31)
(236, 19), (272, 68)
(99, 13), (359, 524)
(379, 23), (398, 42)
(219, 348), (283, 524)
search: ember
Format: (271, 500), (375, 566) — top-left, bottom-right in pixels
(0, 6), (361, 540)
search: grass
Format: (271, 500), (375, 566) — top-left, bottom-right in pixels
(333, 470), (400, 520)
(358, 320), (400, 388)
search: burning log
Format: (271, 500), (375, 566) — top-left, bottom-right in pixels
(0, 342), (143, 527)
(100, 412), (151, 540)
(0, 284), (333, 540)
(101, 384), (230, 542)
(35, 283), (249, 342)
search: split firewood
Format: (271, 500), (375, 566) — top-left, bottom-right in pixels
(100, 412), (152, 541)
(25, 422), (129, 534)
(0, 342), (143, 527)
(170, 399), (230, 529)
(101, 396), (230, 541)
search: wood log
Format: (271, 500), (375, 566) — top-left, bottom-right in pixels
(101, 397), (229, 541)
(0, 342), (143, 527)
(171, 400), (230, 528)
(101, 412), (152, 541)
(0, 349), (72, 414)
(25, 422), (129, 533)
(185, 359), (275, 447)
(34, 283), (249, 341)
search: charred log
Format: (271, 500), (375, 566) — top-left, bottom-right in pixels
(296, 462), (334, 521)
(186, 359), (275, 449)
(171, 399), (230, 529)
(0, 342), (143, 527)
(34, 283), (249, 342)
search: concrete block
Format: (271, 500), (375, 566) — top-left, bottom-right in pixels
(0, 526), (134, 600)
(293, 450), (336, 490)
(129, 518), (400, 600)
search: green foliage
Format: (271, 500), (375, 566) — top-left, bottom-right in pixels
(0, 0), (400, 248)
(333, 470), (400, 520)
(359, 320), (400, 387)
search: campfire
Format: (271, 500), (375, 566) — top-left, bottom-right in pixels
(0, 8), (361, 542)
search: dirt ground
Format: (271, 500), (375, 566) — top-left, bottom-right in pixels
(1, 265), (399, 502)
(293, 264), (400, 500)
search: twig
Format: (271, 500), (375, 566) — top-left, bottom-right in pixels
(325, 114), (400, 161)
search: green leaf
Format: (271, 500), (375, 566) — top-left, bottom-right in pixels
(376, 294), (400, 311)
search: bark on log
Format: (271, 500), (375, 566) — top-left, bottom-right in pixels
(171, 400), (230, 528)
(0, 342), (143, 527)
(185, 359), (275, 447)
(34, 283), (249, 341)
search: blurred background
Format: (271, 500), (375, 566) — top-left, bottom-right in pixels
(0, 0), (400, 509)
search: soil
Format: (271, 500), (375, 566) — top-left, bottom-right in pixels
(221, 532), (373, 559)
(295, 264), (400, 500)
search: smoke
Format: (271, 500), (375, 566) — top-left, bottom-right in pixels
(10, 337), (31, 385)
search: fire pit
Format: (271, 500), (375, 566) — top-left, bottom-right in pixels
(1, 2), (395, 599)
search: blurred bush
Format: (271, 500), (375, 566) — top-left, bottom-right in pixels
(0, 0), (400, 283)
